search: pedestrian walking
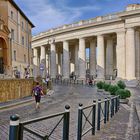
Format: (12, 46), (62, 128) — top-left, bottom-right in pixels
(45, 76), (49, 87)
(32, 82), (44, 109)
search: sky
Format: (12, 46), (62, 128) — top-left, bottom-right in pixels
(14, 0), (140, 36)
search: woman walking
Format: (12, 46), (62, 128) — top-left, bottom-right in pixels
(33, 82), (44, 109)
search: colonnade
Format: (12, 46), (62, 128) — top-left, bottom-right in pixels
(33, 27), (140, 81)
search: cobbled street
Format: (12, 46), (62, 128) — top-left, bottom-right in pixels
(0, 84), (138, 140)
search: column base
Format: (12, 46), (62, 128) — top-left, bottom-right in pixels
(116, 77), (137, 87)
(125, 79), (138, 87)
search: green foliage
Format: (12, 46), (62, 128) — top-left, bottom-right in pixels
(115, 89), (131, 99)
(96, 81), (105, 89)
(125, 89), (131, 97)
(103, 83), (111, 91)
(117, 80), (126, 89)
(108, 85), (120, 95)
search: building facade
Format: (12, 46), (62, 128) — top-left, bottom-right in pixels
(32, 4), (140, 83)
(0, 0), (34, 78)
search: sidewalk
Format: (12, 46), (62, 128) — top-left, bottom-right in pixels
(0, 90), (53, 110)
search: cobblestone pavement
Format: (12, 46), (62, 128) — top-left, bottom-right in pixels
(0, 84), (139, 140)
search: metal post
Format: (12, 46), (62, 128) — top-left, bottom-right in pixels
(9, 114), (20, 140)
(97, 99), (101, 130)
(111, 98), (114, 118)
(104, 98), (107, 124)
(112, 98), (114, 116)
(118, 96), (120, 111)
(92, 100), (96, 135)
(18, 123), (23, 140)
(107, 98), (110, 121)
(63, 105), (70, 140)
(115, 96), (118, 113)
(77, 103), (83, 140)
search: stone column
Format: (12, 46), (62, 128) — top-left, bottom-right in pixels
(50, 43), (56, 78)
(135, 31), (140, 79)
(33, 48), (38, 77)
(46, 53), (49, 75)
(126, 28), (136, 80)
(116, 31), (126, 79)
(75, 43), (79, 77)
(63, 40), (69, 79)
(97, 35), (105, 79)
(56, 52), (58, 75)
(58, 52), (61, 75)
(40, 46), (46, 78)
(89, 39), (96, 78)
(79, 38), (86, 79)
(70, 49), (74, 74)
(106, 38), (113, 76)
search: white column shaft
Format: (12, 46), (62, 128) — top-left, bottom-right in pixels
(40, 46), (45, 61)
(75, 44), (79, 76)
(63, 41), (69, 78)
(90, 40), (96, 77)
(106, 39), (113, 76)
(33, 48), (38, 77)
(126, 28), (135, 80)
(116, 31), (126, 78)
(97, 35), (105, 79)
(79, 38), (86, 79)
(40, 46), (46, 78)
(50, 43), (56, 78)
(135, 31), (140, 79)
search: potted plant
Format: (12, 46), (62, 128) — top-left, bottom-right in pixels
(96, 81), (104, 92)
(115, 89), (131, 104)
(102, 83), (111, 95)
(108, 85), (120, 95)
(117, 80), (126, 89)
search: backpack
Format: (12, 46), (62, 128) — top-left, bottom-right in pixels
(34, 87), (41, 96)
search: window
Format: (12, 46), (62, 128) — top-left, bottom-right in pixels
(13, 50), (16, 61)
(22, 36), (24, 46)
(11, 29), (14, 40)
(11, 11), (13, 19)
(24, 54), (26, 63)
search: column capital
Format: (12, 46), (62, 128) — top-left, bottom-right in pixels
(63, 40), (69, 43)
(79, 37), (86, 40)
(116, 30), (126, 35)
(126, 27), (135, 31)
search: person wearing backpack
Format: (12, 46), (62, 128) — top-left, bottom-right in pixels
(32, 82), (44, 109)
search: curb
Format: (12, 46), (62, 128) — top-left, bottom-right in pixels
(0, 98), (34, 111)
(0, 90), (53, 111)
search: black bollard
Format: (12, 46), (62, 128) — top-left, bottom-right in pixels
(9, 114), (20, 140)
(63, 105), (70, 140)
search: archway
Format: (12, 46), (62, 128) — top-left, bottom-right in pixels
(0, 37), (7, 74)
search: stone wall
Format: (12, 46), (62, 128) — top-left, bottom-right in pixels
(0, 79), (34, 102)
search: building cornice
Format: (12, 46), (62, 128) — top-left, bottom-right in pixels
(9, 0), (35, 28)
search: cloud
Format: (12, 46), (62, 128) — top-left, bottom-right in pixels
(14, 0), (101, 35)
